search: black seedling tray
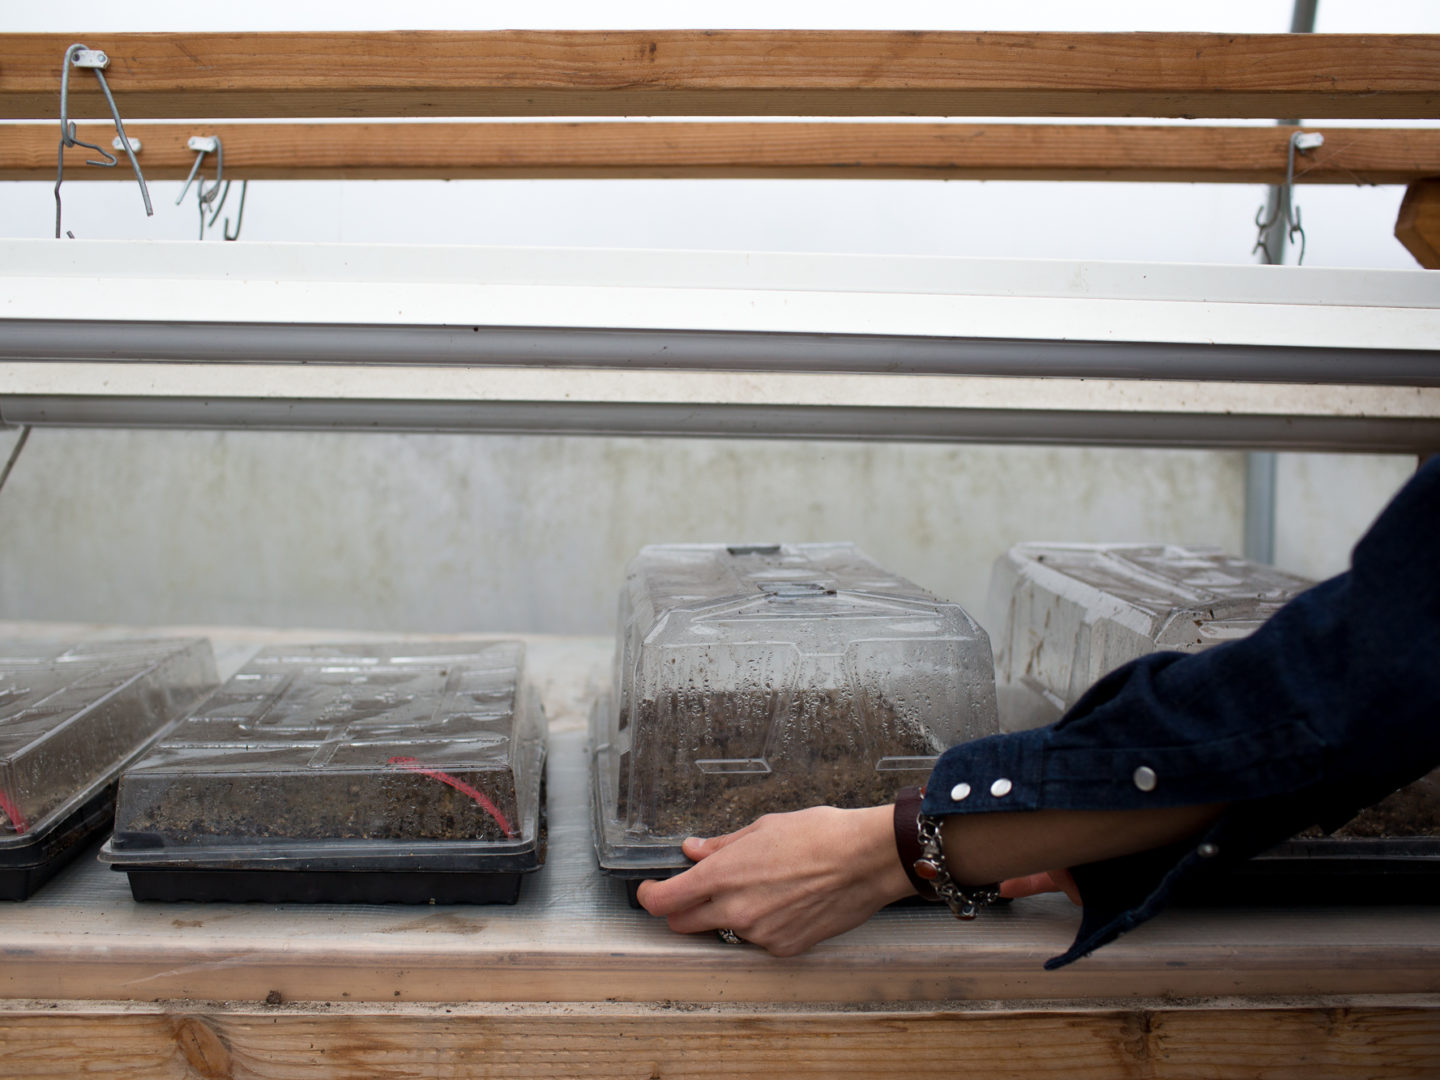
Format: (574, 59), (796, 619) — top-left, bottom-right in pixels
(606, 865), (957, 912)
(0, 781), (117, 901)
(111, 790), (547, 905)
(603, 867), (677, 909)
(608, 840), (1440, 911)
(1177, 838), (1440, 906)
(118, 865), (537, 905)
(103, 642), (547, 903)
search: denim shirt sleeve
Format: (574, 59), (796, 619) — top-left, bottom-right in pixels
(923, 456), (1440, 969)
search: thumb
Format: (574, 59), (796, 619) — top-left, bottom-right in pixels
(681, 820), (759, 861)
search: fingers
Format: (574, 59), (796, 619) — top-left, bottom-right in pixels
(999, 871), (1060, 900)
(639, 816), (778, 915)
(638, 820), (768, 914)
(633, 878), (659, 910)
(1050, 868), (1082, 905)
(636, 875), (685, 915)
(662, 900), (729, 936)
(635, 858), (724, 917)
(998, 868), (1083, 906)
(637, 804), (907, 958)
(636, 871), (756, 938)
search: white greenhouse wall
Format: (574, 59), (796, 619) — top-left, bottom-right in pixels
(0, 0), (1432, 634)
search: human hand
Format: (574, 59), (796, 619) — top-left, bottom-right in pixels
(999, 868), (1081, 905)
(635, 804), (916, 957)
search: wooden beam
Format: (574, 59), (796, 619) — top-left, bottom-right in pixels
(1, 1000), (1438, 1080)
(1396, 180), (1440, 267)
(9, 122), (1440, 183)
(3, 32), (1440, 120)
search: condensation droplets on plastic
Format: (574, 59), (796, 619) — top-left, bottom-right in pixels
(989, 543), (1315, 733)
(102, 641), (546, 904)
(988, 541), (1440, 896)
(591, 543), (998, 887)
(0, 638), (218, 900)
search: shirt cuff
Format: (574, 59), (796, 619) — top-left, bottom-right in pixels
(921, 727), (1047, 816)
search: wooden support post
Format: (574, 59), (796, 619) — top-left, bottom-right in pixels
(1396, 180), (1440, 268)
(8, 122), (1440, 184)
(3, 31), (1440, 120)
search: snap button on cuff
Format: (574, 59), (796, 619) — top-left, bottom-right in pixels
(1132, 765), (1158, 792)
(1198, 842), (1219, 858)
(989, 778), (1013, 798)
(950, 782), (972, 802)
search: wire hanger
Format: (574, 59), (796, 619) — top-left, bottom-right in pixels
(177, 135), (223, 239)
(54, 43), (152, 239)
(177, 137), (249, 241)
(220, 180), (249, 241)
(1253, 131), (1324, 266)
(201, 174), (250, 241)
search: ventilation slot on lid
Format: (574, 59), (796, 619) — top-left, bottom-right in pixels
(759, 582), (836, 598)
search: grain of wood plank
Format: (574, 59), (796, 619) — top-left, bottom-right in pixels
(3, 32), (1440, 119)
(5, 927), (1440, 1004)
(1396, 180), (1440, 268)
(9, 122), (1440, 183)
(1, 1001), (1437, 1079)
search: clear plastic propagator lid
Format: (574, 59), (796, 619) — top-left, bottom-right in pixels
(989, 543), (1314, 732)
(0, 638), (218, 849)
(592, 543), (998, 875)
(104, 641), (545, 871)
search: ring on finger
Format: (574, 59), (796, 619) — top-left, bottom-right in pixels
(715, 928), (745, 945)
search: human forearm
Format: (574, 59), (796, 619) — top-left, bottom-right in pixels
(636, 797), (1227, 957)
(939, 801), (1227, 888)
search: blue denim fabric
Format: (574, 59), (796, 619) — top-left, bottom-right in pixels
(923, 456), (1440, 969)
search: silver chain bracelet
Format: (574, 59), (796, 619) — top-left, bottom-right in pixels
(914, 813), (1002, 920)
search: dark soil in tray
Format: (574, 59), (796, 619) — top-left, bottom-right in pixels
(117, 770), (519, 847)
(623, 690), (940, 840)
(642, 755), (912, 840)
(1299, 770), (1440, 840)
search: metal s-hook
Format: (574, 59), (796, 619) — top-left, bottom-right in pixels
(200, 140), (226, 227)
(54, 43), (153, 239)
(206, 180), (231, 229)
(1287, 204), (1309, 267)
(177, 136), (237, 240)
(223, 181), (249, 241)
(1253, 130), (1324, 266)
(58, 47), (117, 169)
(204, 178), (249, 239)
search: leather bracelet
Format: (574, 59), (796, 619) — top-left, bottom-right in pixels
(893, 786), (938, 900)
(914, 811), (1003, 920)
